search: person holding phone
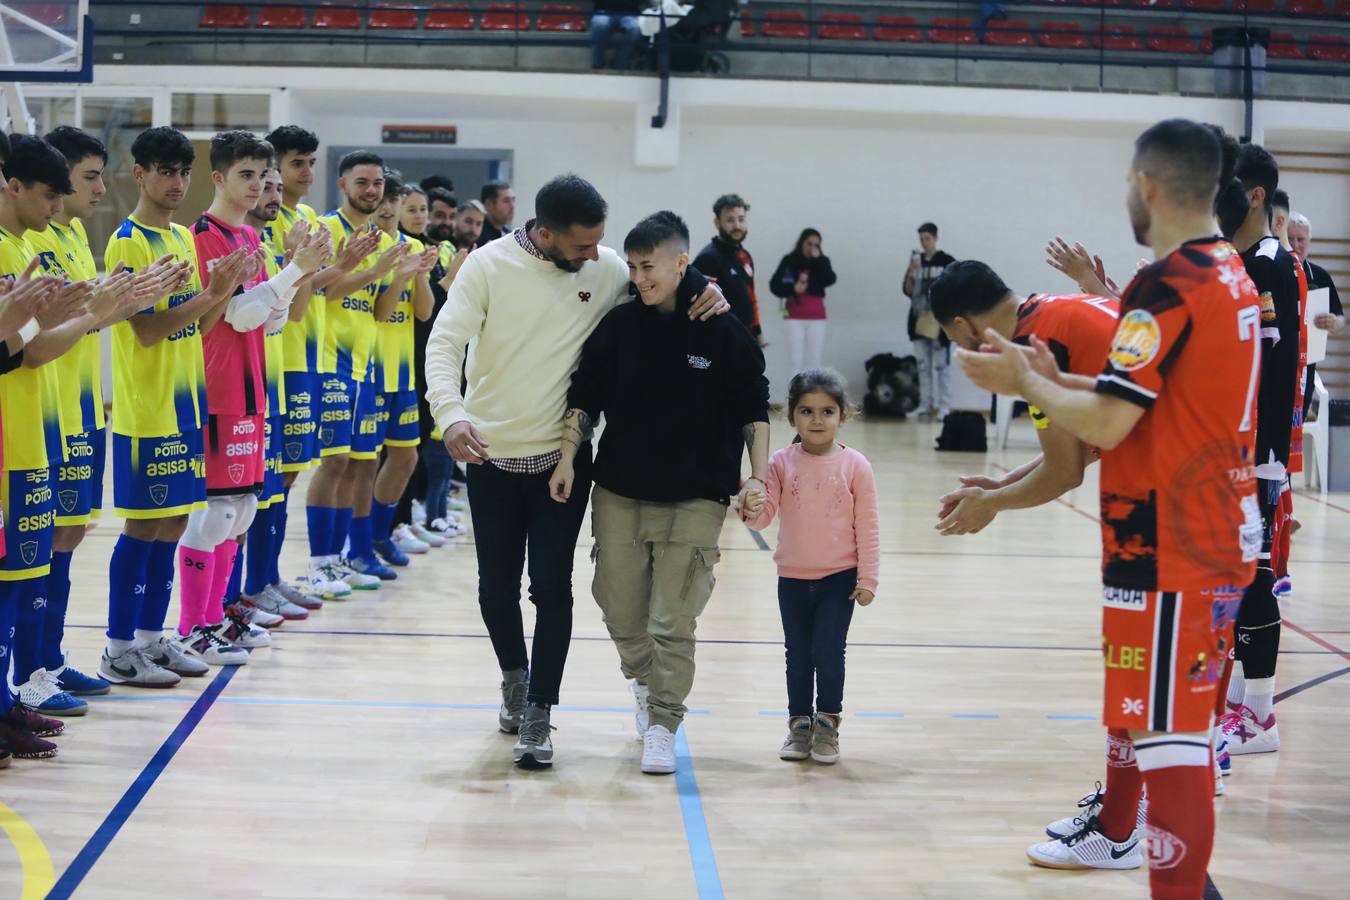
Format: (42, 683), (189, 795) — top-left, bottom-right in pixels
(902, 222), (956, 421)
(769, 228), (836, 375)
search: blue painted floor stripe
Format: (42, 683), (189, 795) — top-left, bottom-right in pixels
(674, 729), (723, 900)
(951, 713), (1000, 719)
(48, 665), (239, 899)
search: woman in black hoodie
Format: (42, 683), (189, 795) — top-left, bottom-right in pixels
(769, 228), (837, 376)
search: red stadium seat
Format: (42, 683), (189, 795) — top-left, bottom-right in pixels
(257, 5), (307, 27)
(1308, 34), (1350, 59)
(986, 19), (1033, 46)
(739, 11), (756, 36)
(1131, 0), (1177, 8)
(761, 11), (809, 39)
(1183, 0), (1225, 9)
(1039, 22), (1093, 49)
(818, 13), (867, 40)
(199, 4), (250, 27)
(928, 17), (977, 44)
(1268, 31), (1305, 56)
(1336, 0), (1350, 15)
(1235, 0), (1277, 10)
(873, 15), (922, 42)
(1147, 26), (1201, 52)
(313, 2), (362, 28)
(481, 3), (532, 30)
(369, 2), (418, 28)
(426, 4), (474, 28)
(1285, 0), (1328, 14)
(538, 4), (586, 31)
(1102, 24), (1144, 50)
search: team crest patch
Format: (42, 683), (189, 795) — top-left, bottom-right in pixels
(149, 484), (169, 506)
(1108, 309), (1161, 372)
(1146, 825), (1187, 870)
(228, 464), (246, 484)
(58, 489), (79, 513)
(285, 441), (304, 461)
(19, 541), (38, 566)
(687, 355), (712, 371)
(319, 428), (334, 448)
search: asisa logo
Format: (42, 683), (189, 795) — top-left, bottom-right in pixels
(1146, 825), (1187, 870)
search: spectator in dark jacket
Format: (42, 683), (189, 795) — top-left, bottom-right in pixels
(769, 228), (836, 374)
(692, 193), (764, 346)
(903, 222), (956, 420)
(591, 0), (643, 69)
(474, 180), (515, 248)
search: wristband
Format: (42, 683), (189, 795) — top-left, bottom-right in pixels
(17, 318), (40, 344)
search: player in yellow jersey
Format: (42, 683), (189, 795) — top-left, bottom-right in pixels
(98, 127), (254, 690)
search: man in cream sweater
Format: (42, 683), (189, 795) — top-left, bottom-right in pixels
(424, 174), (727, 770)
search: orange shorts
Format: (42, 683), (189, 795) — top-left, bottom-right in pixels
(1101, 585), (1242, 733)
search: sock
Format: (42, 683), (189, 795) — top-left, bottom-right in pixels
(332, 508), (353, 557)
(137, 539), (179, 635)
(1098, 728), (1144, 842)
(1243, 677), (1275, 721)
(1215, 658), (1235, 718)
(270, 491), (288, 586)
(1225, 659), (1245, 710)
(371, 500), (397, 544)
(0, 583), (15, 716)
(43, 550), (73, 670)
(307, 505), (334, 559)
(107, 534), (154, 643)
(349, 514), (373, 559)
(107, 638), (136, 656)
(176, 544), (216, 636)
(12, 577), (48, 685)
(133, 628), (163, 648)
(207, 541), (239, 627)
(1135, 734), (1215, 900)
(244, 505), (274, 596)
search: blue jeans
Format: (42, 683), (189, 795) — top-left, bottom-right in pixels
(591, 13), (640, 69)
(778, 568), (858, 718)
(419, 439), (452, 524)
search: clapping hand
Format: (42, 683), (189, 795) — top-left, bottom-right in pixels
(1045, 237), (1118, 296)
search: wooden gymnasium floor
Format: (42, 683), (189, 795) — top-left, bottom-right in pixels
(2, 417), (1347, 900)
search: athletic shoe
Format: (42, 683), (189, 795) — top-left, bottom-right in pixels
(275, 580), (323, 611)
(7, 703), (64, 738)
(333, 556), (382, 590)
(411, 498), (427, 526)
(141, 636), (210, 678)
(641, 724), (677, 775)
(392, 524), (430, 555)
(811, 713), (840, 764)
(0, 716), (58, 759)
(499, 669), (529, 734)
(51, 663), (111, 696)
(779, 716), (813, 761)
(1045, 785), (1148, 840)
(374, 537), (411, 567)
(1214, 756), (1226, 797)
(177, 626), (249, 666)
(348, 553), (397, 582)
(100, 646), (182, 687)
(303, 559), (355, 599)
(428, 517), (465, 537)
(408, 522), (445, 548)
(17, 669), (87, 717)
(630, 679), (650, 738)
(235, 594), (286, 628)
(1216, 735), (1232, 776)
(445, 492), (468, 513)
(217, 610), (273, 649)
(253, 586), (309, 621)
(1027, 817), (1142, 870)
(1273, 576), (1293, 598)
(1225, 707), (1280, 755)
(513, 706), (554, 769)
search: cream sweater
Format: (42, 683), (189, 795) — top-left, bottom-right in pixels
(424, 233), (629, 459)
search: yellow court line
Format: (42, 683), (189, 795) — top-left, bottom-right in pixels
(0, 800), (55, 900)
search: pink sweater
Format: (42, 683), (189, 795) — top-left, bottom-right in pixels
(747, 443), (880, 592)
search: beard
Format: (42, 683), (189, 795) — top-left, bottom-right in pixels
(349, 194), (380, 215)
(427, 222), (453, 243)
(718, 227), (746, 245)
(548, 249), (585, 273)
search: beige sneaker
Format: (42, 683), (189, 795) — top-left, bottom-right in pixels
(811, 713), (840, 764)
(779, 716), (813, 761)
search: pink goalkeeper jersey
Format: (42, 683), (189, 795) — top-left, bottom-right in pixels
(193, 213), (267, 417)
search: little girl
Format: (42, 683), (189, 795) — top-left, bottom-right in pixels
(744, 369), (880, 765)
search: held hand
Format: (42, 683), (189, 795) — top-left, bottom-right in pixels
(444, 420), (490, 464)
(548, 461), (575, 503)
(935, 487), (997, 535)
(688, 282), (730, 320)
(850, 588), (875, 606)
(737, 477), (766, 519)
(955, 328), (1032, 396)
(906, 255), (921, 274)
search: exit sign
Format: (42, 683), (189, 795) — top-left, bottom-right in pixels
(382, 125), (458, 145)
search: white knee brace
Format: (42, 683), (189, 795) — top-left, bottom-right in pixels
(181, 493), (259, 549)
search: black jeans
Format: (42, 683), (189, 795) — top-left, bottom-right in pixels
(465, 446), (592, 706)
(778, 568), (858, 718)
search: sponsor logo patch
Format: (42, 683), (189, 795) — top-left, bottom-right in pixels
(1108, 309), (1161, 372)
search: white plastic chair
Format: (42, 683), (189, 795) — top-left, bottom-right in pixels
(1303, 372), (1330, 495)
(995, 394), (1015, 450)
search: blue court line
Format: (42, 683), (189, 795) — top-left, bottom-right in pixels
(47, 666), (239, 899)
(950, 714), (1000, 719)
(674, 729), (723, 900)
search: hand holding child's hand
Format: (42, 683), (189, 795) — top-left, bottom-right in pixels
(851, 588), (874, 606)
(738, 477), (766, 520)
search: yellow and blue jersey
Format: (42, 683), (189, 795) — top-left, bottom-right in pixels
(319, 210), (395, 384)
(104, 216), (208, 439)
(266, 202), (324, 375)
(375, 232), (421, 393)
(29, 218), (105, 435)
(0, 226), (65, 472)
(260, 247), (286, 419)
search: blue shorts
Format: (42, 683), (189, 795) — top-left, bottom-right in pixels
(317, 375), (357, 459)
(383, 390), (420, 448)
(351, 381), (385, 461)
(54, 428), (107, 527)
(281, 370), (319, 473)
(258, 415), (286, 509)
(1, 467), (56, 581)
(112, 429), (207, 520)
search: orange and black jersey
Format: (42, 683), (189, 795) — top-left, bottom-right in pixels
(1013, 293), (1120, 377)
(1241, 236), (1302, 474)
(1093, 237), (1262, 592)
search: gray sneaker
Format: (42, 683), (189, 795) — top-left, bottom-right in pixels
(498, 669), (529, 734)
(274, 580), (323, 611)
(142, 636), (210, 678)
(779, 716), (813, 761)
(99, 646), (182, 687)
(513, 705), (554, 769)
(254, 586), (310, 621)
(811, 713), (840, 765)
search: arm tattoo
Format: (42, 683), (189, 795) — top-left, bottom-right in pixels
(564, 408), (595, 443)
(742, 423), (756, 453)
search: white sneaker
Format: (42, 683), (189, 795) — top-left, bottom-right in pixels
(17, 669), (86, 716)
(391, 524), (431, 554)
(411, 498), (427, 526)
(216, 613), (272, 649)
(303, 559), (354, 600)
(333, 556), (381, 590)
(1224, 706), (1280, 755)
(408, 522), (445, 548)
(641, 724), (677, 775)
(1027, 817), (1142, 870)
(1214, 757), (1226, 796)
(429, 517), (465, 537)
(1046, 785), (1148, 839)
(177, 626), (250, 666)
(630, 679), (650, 739)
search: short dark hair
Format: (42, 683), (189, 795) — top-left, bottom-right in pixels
(1271, 189), (1290, 212)
(918, 222), (938, 237)
(210, 130), (274, 173)
(624, 210), (689, 255)
(2, 134), (73, 194)
(713, 193), (748, 217)
(264, 125), (318, 158)
(427, 186), (458, 210)
(44, 126), (107, 167)
(535, 174), (607, 232)
(1134, 119), (1222, 209)
(1235, 143), (1279, 219)
(481, 179), (511, 204)
(421, 174), (455, 194)
(0, 131), (10, 166)
(383, 169), (404, 200)
(787, 368), (850, 421)
(338, 149), (384, 176)
(928, 260), (1011, 325)
(131, 126), (194, 170)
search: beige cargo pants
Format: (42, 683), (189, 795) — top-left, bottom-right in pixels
(590, 484), (725, 734)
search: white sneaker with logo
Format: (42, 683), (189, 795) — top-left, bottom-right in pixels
(303, 559), (353, 600)
(1027, 817), (1142, 870)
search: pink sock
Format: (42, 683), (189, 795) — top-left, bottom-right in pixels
(176, 545), (216, 636)
(206, 541), (239, 627)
